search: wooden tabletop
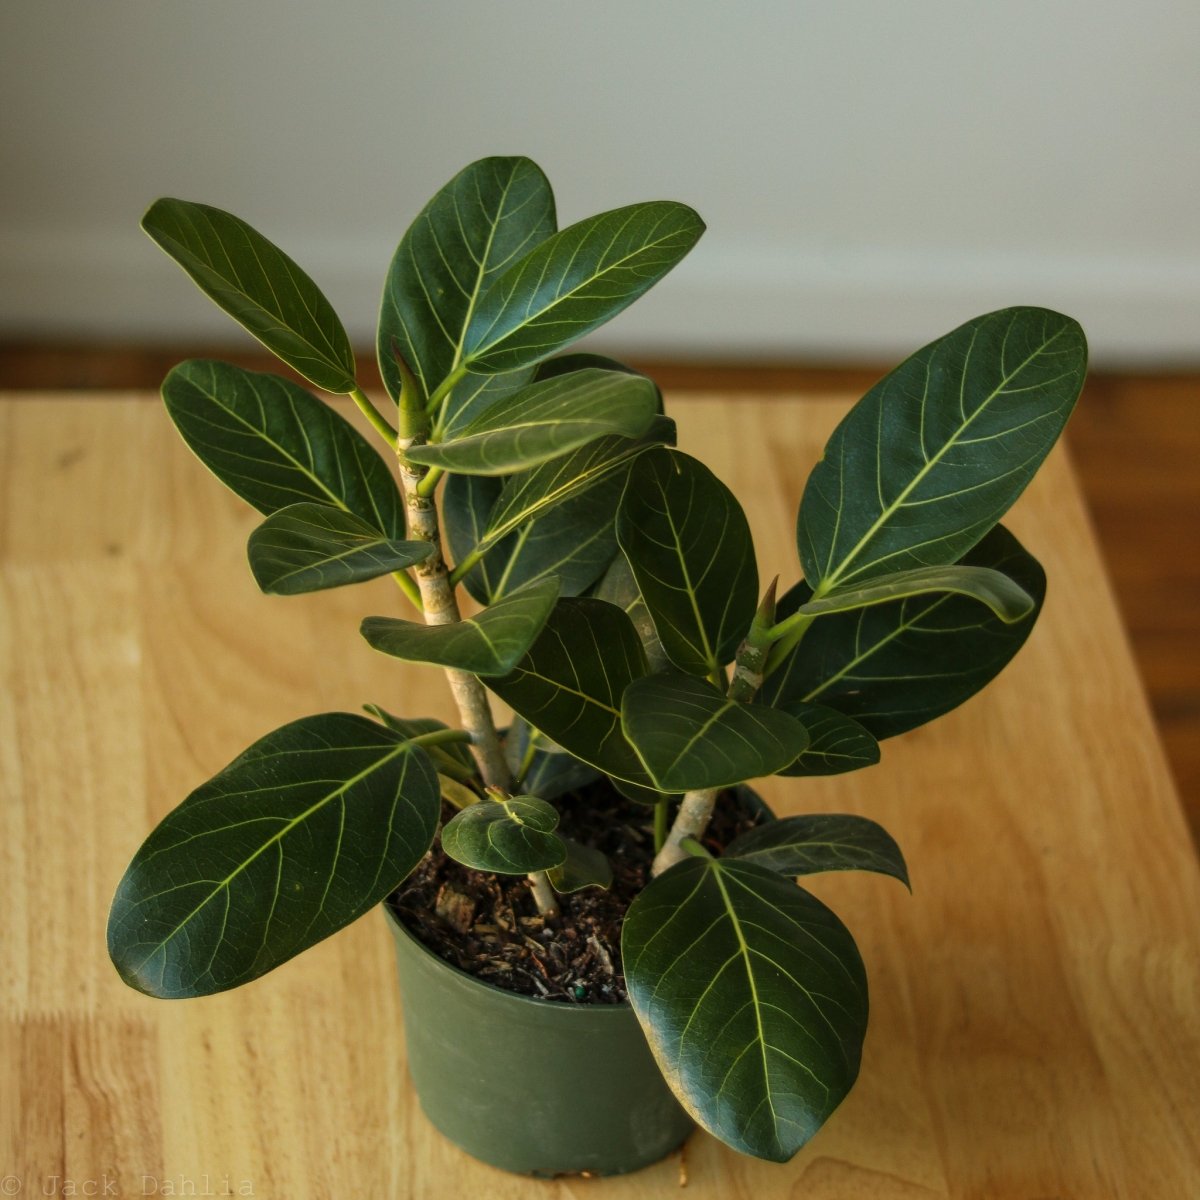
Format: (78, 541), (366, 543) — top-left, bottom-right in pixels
(3, 393), (1198, 1199)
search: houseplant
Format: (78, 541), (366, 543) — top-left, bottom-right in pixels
(107, 155), (1087, 1175)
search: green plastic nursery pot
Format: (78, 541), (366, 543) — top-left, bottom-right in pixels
(384, 905), (694, 1177)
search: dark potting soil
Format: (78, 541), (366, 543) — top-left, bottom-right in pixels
(387, 782), (766, 1005)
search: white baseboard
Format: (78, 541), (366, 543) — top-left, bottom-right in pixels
(2, 229), (1197, 369)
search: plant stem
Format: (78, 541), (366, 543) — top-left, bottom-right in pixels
(652, 788), (719, 875)
(349, 385), (399, 448)
(653, 799), (670, 853)
(395, 422), (559, 918)
(391, 569), (423, 610)
(528, 872), (559, 917)
(396, 449), (511, 791)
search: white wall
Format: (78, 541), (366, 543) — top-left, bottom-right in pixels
(2, 1), (1197, 366)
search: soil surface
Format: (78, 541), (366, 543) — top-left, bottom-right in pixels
(387, 782), (766, 1004)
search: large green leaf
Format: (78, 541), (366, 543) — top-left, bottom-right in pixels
(462, 201), (705, 374)
(623, 857), (868, 1161)
(535, 352), (664, 412)
(440, 795), (566, 874)
(377, 156), (556, 413)
(774, 703), (880, 776)
(143, 199), (356, 393)
(618, 448), (758, 674)
(162, 360), (406, 536)
(360, 576), (559, 677)
(789, 563), (1033, 624)
(763, 525), (1045, 737)
(726, 814), (909, 888)
(247, 503), (431, 595)
(797, 307), (1086, 593)
(621, 670), (808, 790)
(462, 417), (676, 571)
(487, 598), (658, 789)
(107, 713), (439, 999)
(447, 469), (624, 606)
(408, 369), (658, 475)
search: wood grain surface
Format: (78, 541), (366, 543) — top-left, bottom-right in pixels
(2, 393), (1198, 1199)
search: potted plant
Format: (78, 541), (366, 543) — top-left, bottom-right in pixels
(107, 155), (1087, 1176)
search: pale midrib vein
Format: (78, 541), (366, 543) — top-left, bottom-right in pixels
(710, 865), (781, 1132)
(130, 742), (411, 974)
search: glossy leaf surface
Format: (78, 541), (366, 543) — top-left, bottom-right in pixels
(487, 598), (657, 789)
(622, 670), (808, 790)
(377, 156), (555, 409)
(409, 369), (658, 474)
(440, 795), (566, 874)
(361, 576), (559, 677)
(162, 361), (406, 535)
(462, 201), (704, 373)
(535, 351), (664, 411)
(143, 199), (356, 392)
(798, 307), (1086, 592)
(618, 448), (758, 674)
(107, 713), (439, 998)
(774, 703), (880, 776)
(763, 525), (1045, 737)
(623, 857), (868, 1161)
(726, 813), (909, 887)
(247, 503), (431, 595)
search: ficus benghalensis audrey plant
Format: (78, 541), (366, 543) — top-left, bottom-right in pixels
(107, 155), (1087, 1163)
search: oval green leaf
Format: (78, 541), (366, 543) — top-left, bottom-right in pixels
(725, 813), (909, 888)
(142, 198), (356, 393)
(377, 156), (556, 411)
(798, 307), (1086, 593)
(360, 575), (560, 677)
(487, 597), (658, 790)
(162, 360), (406, 536)
(621, 670), (808, 791)
(763, 525), (1045, 737)
(618, 448), (758, 674)
(107, 713), (439, 998)
(441, 794), (566, 874)
(248, 503), (432, 595)
(622, 857), (868, 1161)
(408, 369), (658, 475)
(462, 201), (705, 374)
